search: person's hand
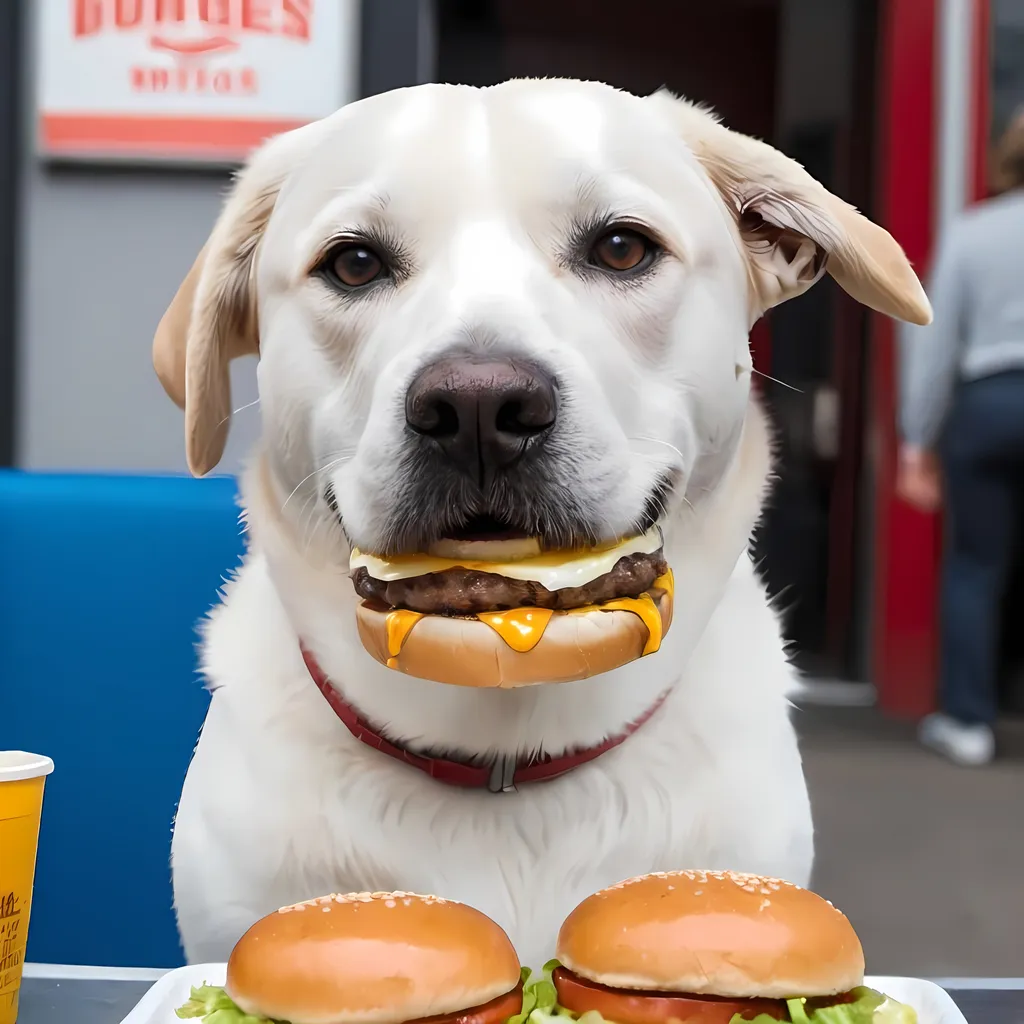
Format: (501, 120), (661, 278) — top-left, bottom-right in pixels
(896, 445), (942, 512)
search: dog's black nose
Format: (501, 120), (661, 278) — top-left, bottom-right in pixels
(405, 355), (558, 486)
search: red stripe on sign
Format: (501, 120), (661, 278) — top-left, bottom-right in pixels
(40, 114), (308, 159)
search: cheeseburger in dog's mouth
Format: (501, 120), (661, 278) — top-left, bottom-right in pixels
(350, 525), (674, 688)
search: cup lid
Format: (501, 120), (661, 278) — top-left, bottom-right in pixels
(0, 751), (55, 781)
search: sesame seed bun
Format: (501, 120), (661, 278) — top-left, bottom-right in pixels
(555, 871), (864, 1000)
(226, 891), (521, 1024)
(355, 588), (673, 689)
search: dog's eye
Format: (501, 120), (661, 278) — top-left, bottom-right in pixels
(590, 229), (657, 273)
(325, 243), (387, 289)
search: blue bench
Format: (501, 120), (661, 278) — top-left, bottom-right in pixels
(0, 471), (245, 968)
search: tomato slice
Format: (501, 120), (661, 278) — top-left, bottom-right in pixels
(552, 967), (787, 1024)
(410, 982), (525, 1024)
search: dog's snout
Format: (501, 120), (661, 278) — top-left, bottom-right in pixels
(405, 355), (557, 486)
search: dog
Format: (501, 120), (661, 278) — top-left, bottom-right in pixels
(153, 79), (930, 967)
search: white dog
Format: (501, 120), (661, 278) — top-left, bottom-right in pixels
(153, 79), (930, 967)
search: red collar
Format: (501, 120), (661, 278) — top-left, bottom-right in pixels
(300, 645), (668, 794)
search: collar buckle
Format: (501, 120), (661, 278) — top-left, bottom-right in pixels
(488, 753), (518, 794)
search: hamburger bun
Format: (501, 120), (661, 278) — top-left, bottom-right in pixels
(227, 891), (522, 1024)
(355, 587), (673, 688)
(556, 870), (864, 1001)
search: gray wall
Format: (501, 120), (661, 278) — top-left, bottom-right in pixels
(17, 168), (260, 474)
(15, 0), (430, 474)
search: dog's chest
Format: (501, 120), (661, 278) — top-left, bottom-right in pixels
(279, 752), (694, 967)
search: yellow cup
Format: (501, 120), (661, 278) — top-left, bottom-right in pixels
(0, 752), (53, 1024)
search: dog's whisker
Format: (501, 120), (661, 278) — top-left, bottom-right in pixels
(629, 435), (686, 468)
(281, 455), (352, 514)
(281, 470), (323, 513)
(316, 454), (354, 477)
(233, 397), (261, 417)
(313, 458), (349, 485)
(211, 396), (262, 434)
(296, 491), (324, 558)
(301, 512), (324, 561)
(304, 501), (343, 562)
(752, 368), (803, 393)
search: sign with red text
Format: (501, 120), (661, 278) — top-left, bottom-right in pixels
(36, 1), (359, 164)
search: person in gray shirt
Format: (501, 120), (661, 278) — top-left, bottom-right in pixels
(898, 113), (1024, 766)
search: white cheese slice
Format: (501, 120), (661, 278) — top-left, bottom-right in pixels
(350, 526), (663, 590)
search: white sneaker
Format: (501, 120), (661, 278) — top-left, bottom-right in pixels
(918, 712), (995, 766)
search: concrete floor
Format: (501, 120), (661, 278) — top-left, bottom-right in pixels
(796, 705), (1024, 979)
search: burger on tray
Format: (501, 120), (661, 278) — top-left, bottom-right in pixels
(519, 870), (917, 1024)
(175, 890), (522, 1024)
(351, 526), (674, 687)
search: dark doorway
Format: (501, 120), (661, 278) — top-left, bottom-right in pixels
(435, 0), (880, 680)
(438, 0), (778, 139)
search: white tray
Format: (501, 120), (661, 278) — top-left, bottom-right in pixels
(120, 965), (968, 1023)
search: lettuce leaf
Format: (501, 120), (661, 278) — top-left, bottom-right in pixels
(732, 987), (917, 1024)
(506, 964), (916, 1024)
(507, 960), (578, 1024)
(175, 984), (278, 1023)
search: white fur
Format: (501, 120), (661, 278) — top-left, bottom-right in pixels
(170, 80), (818, 968)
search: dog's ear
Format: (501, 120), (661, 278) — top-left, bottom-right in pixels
(153, 121), (324, 476)
(648, 91), (932, 326)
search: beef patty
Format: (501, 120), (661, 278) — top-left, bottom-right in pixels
(352, 550), (669, 615)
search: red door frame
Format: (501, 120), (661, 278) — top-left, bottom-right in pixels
(870, 0), (990, 717)
(971, 0), (992, 203)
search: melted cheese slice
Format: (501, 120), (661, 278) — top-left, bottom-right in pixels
(585, 593), (663, 655)
(475, 608), (554, 652)
(351, 526), (663, 590)
(380, 566), (674, 661)
(385, 609), (424, 657)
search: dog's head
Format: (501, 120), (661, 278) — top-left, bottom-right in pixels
(155, 80), (929, 560)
